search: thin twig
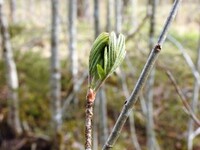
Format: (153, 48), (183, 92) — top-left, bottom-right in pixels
(62, 71), (87, 116)
(102, 1), (182, 149)
(167, 35), (200, 83)
(85, 89), (96, 150)
(126, 14), (149, 42)
(165, 70), (200, 126)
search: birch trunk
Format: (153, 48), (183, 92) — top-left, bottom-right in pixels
(145, 0), (159, 149)
(0, 0), (22, 135)
(187, 25), (200, 150)
(68, 0), (78, 103)
(50, 0), (62, 134)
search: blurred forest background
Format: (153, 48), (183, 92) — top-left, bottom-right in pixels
(0, 0), (200, 150)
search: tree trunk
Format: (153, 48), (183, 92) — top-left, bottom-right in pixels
(99, 88), (108, 147)
(9, 0), (16, 23)
(106, 0), (112, 32)
(145, 0), (159, 149)
(130, 0), (137, 28)
(115, 0), (122, 34)
(187, 24), (200, 150)
(94, 0), (100, 37)
(50, 0), (62, 134)
(0, 1), (22, 135)
(68, 0), (78, 104)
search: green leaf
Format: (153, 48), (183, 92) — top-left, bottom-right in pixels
(97, 64), (106, 79)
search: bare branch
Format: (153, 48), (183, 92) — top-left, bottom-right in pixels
(103, 1), (182, 149)
(165, 70), (200, 126)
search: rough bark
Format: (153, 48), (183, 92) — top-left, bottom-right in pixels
(85, 89), (96, 150)
(0, 1), (22, 135)
(68, 0), (78, 103)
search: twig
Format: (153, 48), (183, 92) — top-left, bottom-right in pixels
(62, 71), (87, 116)
(117, 69), (141, 150)
(102, 0), (182, 149)
(165, 70), (200, 126)
(167, 35), (200, 83)
(126, 14), (149, 42)
(85, 89), (96, 150)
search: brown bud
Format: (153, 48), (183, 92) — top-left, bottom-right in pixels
(86, 89), (96, 103)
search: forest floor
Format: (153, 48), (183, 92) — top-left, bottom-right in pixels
(0, 1), (200, 150)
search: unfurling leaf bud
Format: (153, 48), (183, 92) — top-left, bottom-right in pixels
(89, 32), (126, 91)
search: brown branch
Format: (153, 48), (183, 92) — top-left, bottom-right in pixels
(165, 69), (200, 126)
(126, 14), (149, 42)
(85, 89), (96, 150)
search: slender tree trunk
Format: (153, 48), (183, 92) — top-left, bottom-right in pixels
(68, 0), (78, 104)
(99, 88), (108, 147)
(115, 0), (122, 34)
(93, 0), (100, 148)
(118, 69), (141, 150)
(130, 0), (137, 28)
(94, 0), (100, 37)
(106, 0), (112, 32)
(9, 0), (16, 23)
(187, 25), (200, 150)
(145, 0), (159, 149)
(93, 93), (99, 150)
(83, 0), (90, 20)
(116, 0), (122, 33)
(0, 1), (22, 135)
(50, 0), (62, 134)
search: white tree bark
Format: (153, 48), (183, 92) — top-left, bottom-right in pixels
(50, 0), (62, 133)
(187, 26), (200, 150)
(68, 0), (78, 103)
(0, 0), (22, 135)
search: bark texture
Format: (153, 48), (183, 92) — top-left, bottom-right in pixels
(0, 1), (22, 135)
(85, 89), (96, 150)
(68, 0), (78, 102)
(50, 0), (62, 133)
